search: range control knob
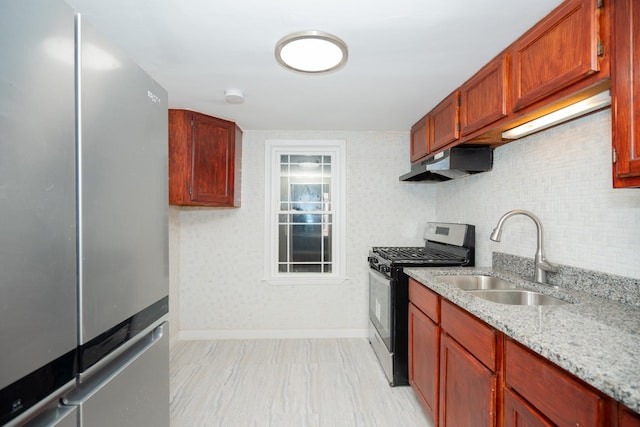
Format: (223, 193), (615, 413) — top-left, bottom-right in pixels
(380, 265), (391, 274)
(367, 257), (378, 264)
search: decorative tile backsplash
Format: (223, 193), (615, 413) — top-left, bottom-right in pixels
(436, 109), (640, 280)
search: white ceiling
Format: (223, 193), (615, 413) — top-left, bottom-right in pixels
(66, 0), (565, 131)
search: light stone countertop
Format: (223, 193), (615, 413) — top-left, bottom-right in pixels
(404, 266), (640, 413)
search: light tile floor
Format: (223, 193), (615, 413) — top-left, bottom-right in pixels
(170, 338), (433, 427)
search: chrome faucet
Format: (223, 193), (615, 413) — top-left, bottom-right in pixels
(490, 209), (558, 286)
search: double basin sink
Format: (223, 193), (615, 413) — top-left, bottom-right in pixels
(436, 275), (570, 306)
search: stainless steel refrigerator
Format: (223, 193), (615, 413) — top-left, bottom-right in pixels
(0, 1), (170, 425)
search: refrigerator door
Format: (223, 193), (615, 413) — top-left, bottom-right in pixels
(76, 15), (169, 355)
(64, 322), (170, 427)
(0, 0), (77, 424)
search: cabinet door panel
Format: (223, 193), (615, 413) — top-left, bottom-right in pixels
(169, 110), (241, 207)
(430, 91), (460, 153)
(511, 0), (600, 111)
(192, 115), (234, 204)
(439, 333), (496, 427)
(410, 115), (429, 163)
(460, 55), (508, 136)
(409, 303), (439, 421)
(612, 0), (640, 186)
(503, 388), (554, 427)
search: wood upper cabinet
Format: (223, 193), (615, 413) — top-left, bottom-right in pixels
(410, 91), (460, 163)
(510, 0), (602, 112)
(169, 109), (242, 207)
(410, 114), (429, 163)
(460, 54), (509, 137)
(505, 338), (615, 427)
(611, 0), (640, 187)
(439, 300), (498, 427)
(430, 91), (460, 153)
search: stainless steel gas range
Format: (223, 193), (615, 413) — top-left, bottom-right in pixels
(367, 222), (475, 386)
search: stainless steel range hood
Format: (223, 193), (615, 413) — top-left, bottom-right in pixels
(399, 146), (493, 182)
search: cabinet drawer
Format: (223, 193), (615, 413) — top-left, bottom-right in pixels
(409, 278), (440, 323)
(440, 300), (497, 372)
(505, 339), (608, 427)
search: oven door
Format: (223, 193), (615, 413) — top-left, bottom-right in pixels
(369, 268), (392, 350)
(369, 268), (394, 383)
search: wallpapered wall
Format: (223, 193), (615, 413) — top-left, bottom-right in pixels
(169, 109), (640, 339)
(170, 131), (436, 339)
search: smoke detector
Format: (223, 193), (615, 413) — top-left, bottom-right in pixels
(225, 88), (245, 104)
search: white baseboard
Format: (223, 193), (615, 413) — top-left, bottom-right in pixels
(177, 328), (369, 341)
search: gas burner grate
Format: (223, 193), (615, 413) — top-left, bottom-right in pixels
(373, 246), (462, 262)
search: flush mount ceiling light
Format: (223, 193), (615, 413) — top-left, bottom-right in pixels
(275, 30), (348, 74)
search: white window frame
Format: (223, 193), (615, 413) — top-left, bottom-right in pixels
(264, 139), (346, 285)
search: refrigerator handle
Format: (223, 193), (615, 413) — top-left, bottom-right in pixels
(63, 322), (167, 405)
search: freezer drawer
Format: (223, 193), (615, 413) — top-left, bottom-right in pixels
(23, 403), (78, 427)
(65, 322), (169, 427)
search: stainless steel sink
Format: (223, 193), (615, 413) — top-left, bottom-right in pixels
(436, 275), (518, 290)
(467, 289), (569, 306)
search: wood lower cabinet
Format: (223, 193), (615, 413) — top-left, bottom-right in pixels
(169, 109), (242, 207)
(408, 278), (440, 423)
(410, 115), (429, 163)
(611, 0), (640, 187)
(408, 280), (639, 427)
(503, 388), (554, 427)
(439, 333), (497, 427)
(439, 300), (499, 427)
(621, 406), (640, 427)
(460, 54), (509, 137)
(505, 338), (615, 427)
(408, 303), (439, 422)
(510, 0), (603, 112)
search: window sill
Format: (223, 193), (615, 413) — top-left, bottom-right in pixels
(263, 276), (348, 286)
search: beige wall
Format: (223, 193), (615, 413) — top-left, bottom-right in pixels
(169, 109), (640, 337)
(170, 130), (436, 338)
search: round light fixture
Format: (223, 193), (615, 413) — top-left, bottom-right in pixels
(275, 30), (348, 75)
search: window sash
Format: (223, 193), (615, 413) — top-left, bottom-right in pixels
(264, 140), (346, 285)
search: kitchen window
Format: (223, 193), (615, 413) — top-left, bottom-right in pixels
(264, 140), (346, 285)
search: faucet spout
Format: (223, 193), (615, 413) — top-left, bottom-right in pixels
(490, 209), (558, 285)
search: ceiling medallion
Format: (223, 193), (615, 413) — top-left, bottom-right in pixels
(275, 30), (348, 75)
